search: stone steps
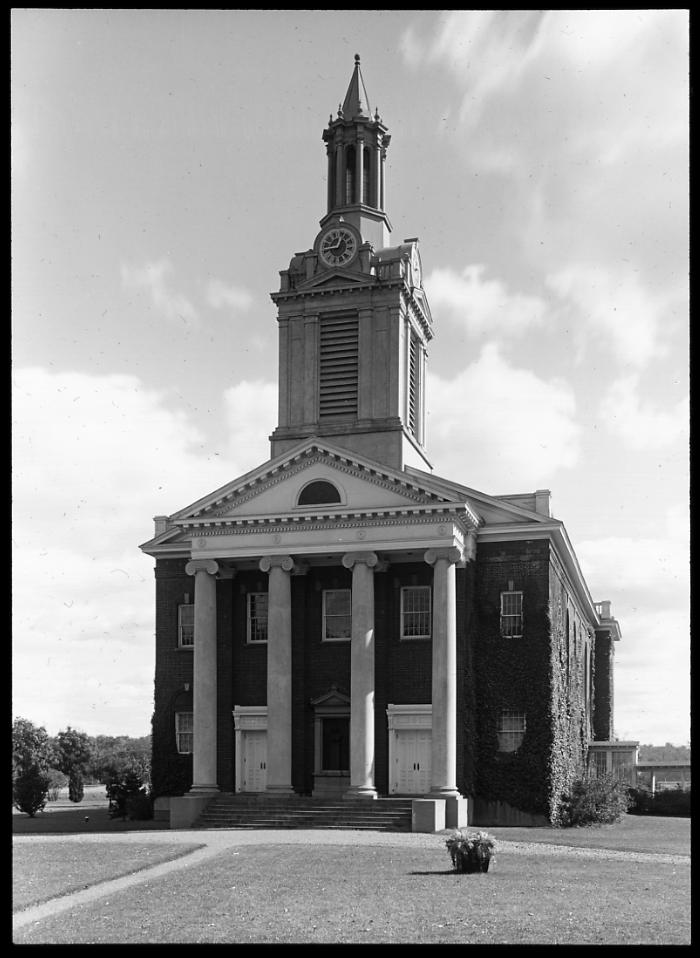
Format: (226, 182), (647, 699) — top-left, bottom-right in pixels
(194, 795), (413, 832)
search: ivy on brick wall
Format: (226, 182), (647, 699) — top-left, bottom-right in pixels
(150, 699), (192, 799)
(470, 545), (592, 824)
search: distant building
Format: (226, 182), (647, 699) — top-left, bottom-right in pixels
(141, 56), (626, 828)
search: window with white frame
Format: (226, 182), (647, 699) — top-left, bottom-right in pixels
(247, 592), (268, 643)
(497, 710), (526, 753)
(178, 603), (194, 648)
(322, 589), (351, 641)
(500, 591), (523, 637)
(175, 712), (193, 754)
(400, 586), (431, 639)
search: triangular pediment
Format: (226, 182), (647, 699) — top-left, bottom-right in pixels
(144, 439), (478, 545)
(310, 686), (351, 709)
(296, 268), (371, 291)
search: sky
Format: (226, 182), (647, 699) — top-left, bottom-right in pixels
(12, 10), (689, 745)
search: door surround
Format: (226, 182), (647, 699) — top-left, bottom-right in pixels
(310, 686), (351, 796)
(232, 705), (267, 793)
(386, 703), (432, 795)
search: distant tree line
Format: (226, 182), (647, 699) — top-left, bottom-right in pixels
(12, 716), (151, 817)
(637, 743), (690, 763)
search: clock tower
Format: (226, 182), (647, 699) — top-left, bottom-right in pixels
(269, 55), (434, 472)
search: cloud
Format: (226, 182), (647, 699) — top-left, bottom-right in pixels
(426, 265), (548, 337)
(546, 266), (664, 370)
(12, 366), (277, 736)
(576, 512), (689, 744)
(121, 258), (199, 328)
(206, 278), (254, 311)
(599, 375), (689, 451)
(425, 342), (579, 490)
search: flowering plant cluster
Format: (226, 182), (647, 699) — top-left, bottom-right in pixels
(445, 829), (497, 872)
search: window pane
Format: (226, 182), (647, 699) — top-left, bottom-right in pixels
(179, 604), (194, 647)
(401, 586), (431, 638)
(323, 590), (351, 640)
(248, 593), (268, 643)
(497, 710), (526, 752)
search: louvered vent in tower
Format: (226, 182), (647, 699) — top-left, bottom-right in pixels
(408, 332), (419, 434)
(319, 312), (359, 418)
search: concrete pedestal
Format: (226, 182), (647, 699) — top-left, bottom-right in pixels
(445, 796), (469, 828)
(169, 793), (217, 829)
(411, 798), (446, 833)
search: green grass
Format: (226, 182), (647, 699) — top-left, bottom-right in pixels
(13, 840), (690, 945)
(13, 842), (204, 912)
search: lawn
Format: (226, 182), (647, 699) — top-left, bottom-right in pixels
(12, 839), (690, 945)
(12, 841), (204, 912)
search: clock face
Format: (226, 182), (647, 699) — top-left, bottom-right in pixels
(319, 227), (358, 267)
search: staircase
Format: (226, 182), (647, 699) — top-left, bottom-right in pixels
(193, 794), (413, 832)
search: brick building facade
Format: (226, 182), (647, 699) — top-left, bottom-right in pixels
(141, 56), (623, 828)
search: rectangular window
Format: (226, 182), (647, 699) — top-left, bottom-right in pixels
(178, 604), (194, 648)
(497, 710), (526, 753)
(400, 586), (431, 639)
(247, 593), (268, 644)
(500, 591), (523, 637)
(175, 712), (193, 754)
(319, 313), (359, 418)
(322, 589), (352, 641)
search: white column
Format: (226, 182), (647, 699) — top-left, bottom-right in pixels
(342, 551), (378, 799)
(185, 559), (220, 794)
(425, 547), (461, 798)
(259, 555), (295, 794)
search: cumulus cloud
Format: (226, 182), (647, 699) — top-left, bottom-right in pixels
(546, 266), (664, 370)
(576, 512), (689, 743)
(426, 342), (580, 490)
(426, 265), (548, 337)
(12, 366), (277, 735)
(599, 375), (689, 451)
(206, 278), (254, 311)
(121, 258), (199, 328)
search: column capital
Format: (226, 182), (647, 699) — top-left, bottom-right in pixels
(424, 547), (462, 567)
(259, 555), (295, 574)
(342, 551), (378, 570)
(185, 559), (220, 577)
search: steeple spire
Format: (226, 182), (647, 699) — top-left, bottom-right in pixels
(341, 54), (371, 119)
(321, 55), (392, 250)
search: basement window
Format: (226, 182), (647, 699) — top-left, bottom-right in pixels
(497, 711), (526, 753)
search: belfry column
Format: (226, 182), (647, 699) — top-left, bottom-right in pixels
(424, 547), (462, 799)
(185, 559), (220, 793)
(342, 551), (378, 799)
(260, 555), (295, 794)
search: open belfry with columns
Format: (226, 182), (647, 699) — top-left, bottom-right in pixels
(141, 56), (626, 831)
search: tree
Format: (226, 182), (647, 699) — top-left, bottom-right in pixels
(12, 718), (54, 817)
(12, 717), (56, 778)
(55, 727), (93, 804)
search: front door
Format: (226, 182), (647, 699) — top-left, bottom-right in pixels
(393, 728), (431, 794)
(241, 730), (267, 792)
(322, 716), (350, 772)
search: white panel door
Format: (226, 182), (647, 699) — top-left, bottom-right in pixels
(393, 729), (431, 794)
(242, 730), (267, 792)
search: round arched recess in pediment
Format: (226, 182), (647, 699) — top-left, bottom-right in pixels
(297, 479), (342, 506)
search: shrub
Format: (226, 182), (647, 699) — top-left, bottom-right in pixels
(126, 791), (154, 820)
(106, 769), (152, 820)
(628, 786), (691, 818)
(13, 764), (51, 817)
(68, 773), (85, 803)
(560, 773), (631, 826)
(46, 768), (68, 801)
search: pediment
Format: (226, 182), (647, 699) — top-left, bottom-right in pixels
(296, 268), (370, 291)
(171, 438), (466, 526)
(310, 686), (351, 709)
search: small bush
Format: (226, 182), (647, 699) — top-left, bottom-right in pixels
(46, 768), (69, 801)
(126, 791), (154, 820)
(560, 773), (631, 826)
(13, 764), (51, 817)
(628, 786), (691, 818)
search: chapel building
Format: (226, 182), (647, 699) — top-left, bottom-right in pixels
(140, 56), (625, 829)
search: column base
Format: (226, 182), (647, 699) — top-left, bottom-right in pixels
(343, 786), (378, 800)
